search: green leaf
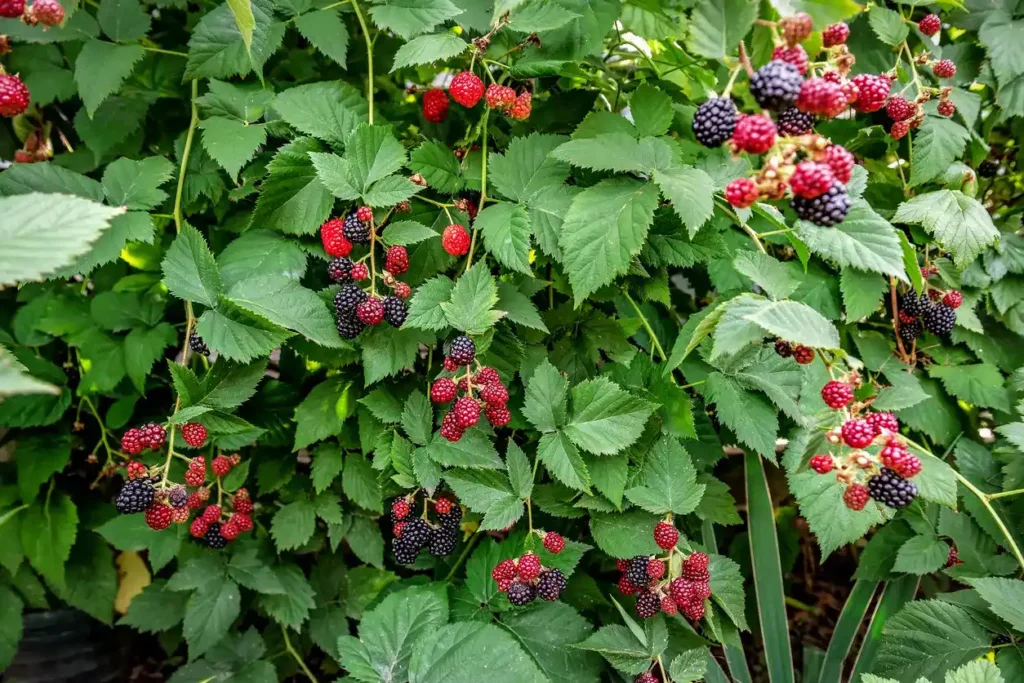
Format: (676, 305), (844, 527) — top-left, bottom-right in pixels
(408, 141), (464, 195)
(184, 575), (241, 659)
(162, 224), (221, 308)
(259, 565), (316, 628)
(978, 11), (1024, 89)
(74, 97), (148, 156)
(552, 133), (647, 173)
(251, 137), (335, 235)
(120, 580), (186, 633)
(489, 133), (569, 204)
(309, 151), (361, 201)
(564, 377), (655, 455)
(440, 262), (505, 334)
(868, 6), (908, 45)
(874, 600), (990, 681)
(0, 193), (124, 287)
(732, 251), (799, 300)
(227, 275), (343, 348)
(295, 9), (349, 66)
(840, 268), (887, 321)
(97, 0), (151, 41)
(59, 531), (117, 624)
(368, 0), (463, 39)
(15, 433), (70, 501)
(226, 0), (256, 56)
(558, 178), (660, 305)
(391, 31), (467, 71)
(589, 510), (661, 559)
(687, 0), (758, 60)
(272, 82), (367, 149)
(669, 649), (709, 683)
(185, 0), (280, 80)
(425, 430), (505, 470)
(707, 552), (749, 631)
(966, 577), (1024, 632)
(361, 327), (426, 386)
(0, 585), (22, 671)
(102, 156), (175, 211)
(20, 493), (77, 590)
(523, 359), (568, 433)
(929, 363), (1010, 412)
(892, 534), (950, 574)
(499, 602), (599, 683)
(226, 548), (286, 595)
(652, 166), (715, 238)
(346, 515), (385, 568)
(409, 621), (547, 683)
(537, 431), (590, 492)
(195, 306), (293, 363)
(124, 324), (177, 392)
(744, 299), (841, 350)
(478, 202), (533, 274)
(74, 40), (145, 117)
(217, 230), (307, 290)
(343, 452), (383, 513)
(706, 372), (779, 458)
(347, 123), (407, 191)
(405, 275), (455, 332)
(359, 387), (403, 423)
(293, 377), (349, 450)
(625, 436), (704, 515)
(363, 175), (423, 208)
(195, 79), (274, 123)
(797, 203), (907, 279)
(496, 282), (547, 332)
(271, 500), (317, 551)
(200, 117), (267, 179)
(401, 391), (432, 446)
(382, 220), (439, 246)
(629, 84), (673, 138)
(909, 117), (971, 187)
(893, 190), (999, 268)
(947, 660), (1006, 683)
(312, 445), (344, 494)
(573, 624), (650, 675)
(508, 0), (580, 33)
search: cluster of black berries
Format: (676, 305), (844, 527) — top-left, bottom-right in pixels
(867, 467), (919, 508)
(791, 181), (852, 227)
(189, 332), (209, 356)
(898, 287), (960, 345)
(390, 493), (462, 564)
(616, 548), (712, 621)
(431, 337), (512, 442)
(115, 477), (155, 514)
(491, 552), (567, 606)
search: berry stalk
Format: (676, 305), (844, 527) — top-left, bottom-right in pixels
(463, 105), (489, 271)
(349, 0), (374, 125)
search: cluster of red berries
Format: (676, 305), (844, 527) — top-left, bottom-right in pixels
(120, 422), (168, 455)
(811, 378), (922, 510)
(188, 488), (253, 547)
(0, 0), (64, 25)
(322, 207), (411, 338)
(775, 340), (815, 365)
(390, 492), (463, 563)
(491, 551), (566, 605)
(422, 71), (531, 123)
(618, 547), (712, 622)
(432, 338), (511, 441)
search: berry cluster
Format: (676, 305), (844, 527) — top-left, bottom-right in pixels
(431, 338), (511, 441)
(189, 332), (210, 356)
(323, 208), (412, 339)
(491, 552), (566, 605)
(775, 339), (815, 365)
(0, 0), (63, 25)
(811, 378), (921, 511)
(897, 286), (959, 345)
(390, 493), (463, 564)
(421, 72), (532, 123)
(484, 83), (532, 120)
(120, 422), (167, 456)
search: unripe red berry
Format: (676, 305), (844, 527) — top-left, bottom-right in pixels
(795, 78), (847, 118)
(646, 558), (665, 580)
(772, 44), (809, 75)
(439, 410), (464, 442)
(27, 0), (63, 26)
(434, 497), (453, 515)
(478, 381), (509, 406)
(233, 496), (253, 514)
(449, 72), (484, 108)
(825, 145), (855, 184)
(422, 88), (449, 122)
(618, 575), (638, 595)
(809, 454), (834, 474)
(781, 13), (813, 46)
(453, 396), (480, 428)
(431, 377), (458, 403)
(385, 245), (408, 275)
(392, 281), (412, 299)
(937, 99), (955, 117)
(211, 455), (232, 477)
(190, 517), (209, 537)
(492, 559), (516, 585)
(0, 73), (29, 118)
(919, 14), (941, 37)
(843, 483), (870, 511)
(943, 290), (963, 309)
(350, 262), (369, 281)
(202, 505), (222, 523)
(653, 521), (678, 550)
(543, 531), (565, 554)
(822, 22), (849, 47)
(356, 205), (373, 222)
(886, 96), (914, 122)
(485, 404), (511, 427)
(790, 161), (835, 200)
(126, 461), (147, 480)
(356, 297), (385, 325)
(476, 367), (501, 386)
(725, 177), (759, 208)
(841, 419), (877, 448)
(509, 91), (532, 120)
(321, 218), (352, 257)
(821, 380), (854, 409)
(890, 120), (910, 140)
(867, 412), (900, 433)
(793, 345), (814, 364)
(932, 59), (956, 79)
(517, 552), (542, 581)
(121, 428), (144, 455)
(145, 504), (172, 530)
(0, 0), (25, 18)
(850, 74), (891, 113)
(441, 223), (471, 256)
(181, 422), (207, 447)
(732, 115), (776, 154)
(485, 84), (516, 110)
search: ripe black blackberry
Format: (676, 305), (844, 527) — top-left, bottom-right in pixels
(169, 485), (188, 508)
(335, 283), (367, 315)
(507, 581), (537, 606)
(775, 339), (792, 358)
(382, 296), (407, 328)
(899, 319), (922, 345)
(536, 569), (566, 601)
(189, 332), (209, 355)
(993, 634), (1013, 646)
(402, 517), (433, 549)
(692, 97), (738, 147)
(336, 313), (365, 340)
(328, 257), (354, 283)
(777, 107), (815, 135)
(429, 527), (458, 556)
(393, 535), (420, 564)
(899, 291), (929, 318)
(203, 522), (229, 549)
(791, 180), (851, 227)
(750, 60), (803, 111)
(116, 478), (155, 514)
(635, 591), (660, 619)
(343, 211), (370, 243)
(448, 336), (476, 366)
(978, 160), (999, 178)
(439, 503), (463, 530)
(625, 556), (651, 588)
(867, 468), (918, 508)
(921, 303), (956, 336)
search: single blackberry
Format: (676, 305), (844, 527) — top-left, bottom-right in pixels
(899, 319), (922, 345)
(636, 591), (661, 619)
(993, 634), (1013, 646)
(334, 283), (367, 315)
(448, 336), (476, 366)
(921, 303), (956, 336)
(692, 97), (738, 147)
(777, 107), (815, 135)
(169, 485), (188, 508)
(328, 257), (354, 283)
(791, 180), (851, 227)
(507, 581), (537, 607)
(343, 211), (370, 243)
(750, 60), (803, 111)
(536, 569), (566, 601)
(978, 160), (999, 178)
(439, 503), (463, 530)
(625, 555), (651, 588)
(189, 332), (209, 356)
(393, 535), (420, 564)
(899, 291), (929, 318)
(868, 468), (918, 508)
(402, 517), (433, 549)
(203, 522), (229, 549)
(429, 527), (458, 556)
(336, 313), (365, 340)
(382, 296), (407, 328)
(775, 339), (792, 358)
(116, 478), (155, 514)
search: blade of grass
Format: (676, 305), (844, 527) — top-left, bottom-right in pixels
(848, 575), (920, 681)
(802, 644), (826, 683)
(702, 520), (753, 683)
(744, 452), (795, 683)
(817, 579), (879, 683)
(704, 651), (732, 683)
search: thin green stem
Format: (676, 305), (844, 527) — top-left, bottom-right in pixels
(173, 80), (199, 235)
(463, 106), (490, 271)
(140, 45), (187, 57)
(623, 292), (667, 362)
(0, 504), (29, 531)
(988, 488), (1024, 501)
(444, 531), (481, 582)
(656, 655), (668, 683)
(349, 0), (373, 124)
(282, 628), (319, 683)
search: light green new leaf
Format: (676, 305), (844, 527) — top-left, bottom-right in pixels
(347, 124), (407, 191)
(309, 151), (361, 201)
(272, 82), (368, 149)
(440, 262), (505, 334)
(892, 534), (950, 574)
(161, 224), (222, 308)
(368, 0), (463, 39)
(732, 251), (799, 300)
(652, 166), (715, 238)
(409, 622), (547, 683)
(893, 190), (999, 268)
(868, 6), (908, 45)
(564, 377), (655, 455)
(629, 84), (673, 138)
(910, 117), (971, 187)
(625, 436), (704, 515)
(226, 0), (256, 54)
(744, 299), (841, 349)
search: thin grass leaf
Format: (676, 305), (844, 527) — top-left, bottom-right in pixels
(818, 579), (879, 683)
(702, 521), (753, 683)
(848, 575), (920, 681)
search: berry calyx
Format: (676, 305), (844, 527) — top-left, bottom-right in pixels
(543, 531), (565, 554)
(321, 218), (352, 257)
(181, 422), (207, 448)
(430, 377), (458, 403)
(843, 483), (870, 511)
(0, 74), (29, 118)
(809, 454), (834, 474)
(441, 223), (471, 256)
(725, 177), (759, 208)
(932, 59), (956, 79)
(919, 14), (941, 37)
(790, 161), (835, 200)
(653, 521), (678, 550)
(422, 88), (449, 123)
(449, 71), (484, 108)
(822, 22), (849, 47)
(356, 297), (385, 325)
(821, 380), (854, 409)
